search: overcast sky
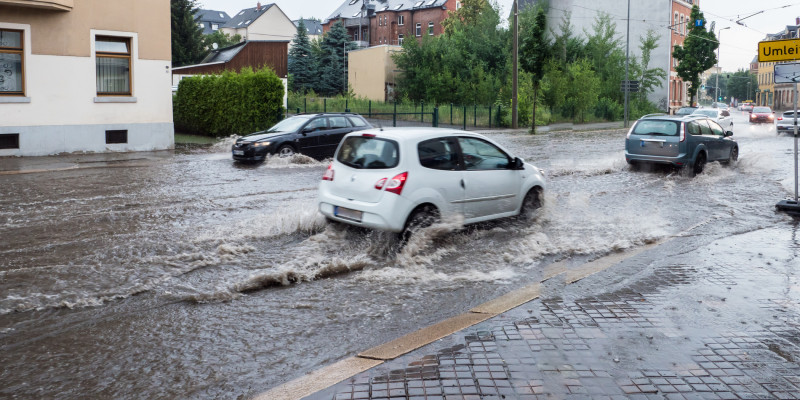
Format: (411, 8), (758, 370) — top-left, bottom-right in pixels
(197, 0), (800, 72)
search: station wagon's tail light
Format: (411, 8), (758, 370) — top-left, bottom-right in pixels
(778, 116), (784, 120)
(376, 172), (408, 195)
(322, 163), (334, 181)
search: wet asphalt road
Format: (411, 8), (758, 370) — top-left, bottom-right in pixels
(1, 111), (799, 399)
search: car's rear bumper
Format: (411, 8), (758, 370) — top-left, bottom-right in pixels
(625, 152), (690, 167)
(318, 186), (411, 232)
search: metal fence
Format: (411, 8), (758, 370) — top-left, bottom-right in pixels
(287, 97), (505, 130)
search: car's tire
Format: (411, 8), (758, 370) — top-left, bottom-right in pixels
(692, 152), (707, 175)
(400, 205), (439, 243)
(520, 187), (543, 219)
(727, 146), (739, 164)
(277, 145), (296, 158)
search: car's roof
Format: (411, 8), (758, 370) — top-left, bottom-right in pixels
(638, 113), (709, 122)
(347, 127), (483, 142)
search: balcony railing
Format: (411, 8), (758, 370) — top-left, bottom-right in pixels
(0, 0), (73, 11)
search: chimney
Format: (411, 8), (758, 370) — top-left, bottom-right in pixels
(796, 17), (799, 25)
(257, 2), (261, 11)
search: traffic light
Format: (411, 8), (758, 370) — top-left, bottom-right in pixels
(701, 85), (705, 90)
(718, 97), (722, 101)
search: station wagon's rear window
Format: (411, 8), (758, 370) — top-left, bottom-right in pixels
(632, 120), (679, 136)
(337, 136), (399, 169)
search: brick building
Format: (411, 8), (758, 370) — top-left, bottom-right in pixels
(669, 0), (695, 111)
(322, 0), (459, 47)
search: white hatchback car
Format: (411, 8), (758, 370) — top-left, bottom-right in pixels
(317, 128), (546, 235)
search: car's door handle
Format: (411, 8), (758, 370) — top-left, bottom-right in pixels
(460, 179), (465, 189)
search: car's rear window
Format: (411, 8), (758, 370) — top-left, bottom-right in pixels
(632, 120), (680, 136)
(753, 107), (771, 113)
(347, 116), (368, 127)
(337, 136), (399, 169)
(693, 109), (718, 117)
(783, 111), (799, 117)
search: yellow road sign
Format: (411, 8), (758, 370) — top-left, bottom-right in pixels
(759, 38), (800, 62)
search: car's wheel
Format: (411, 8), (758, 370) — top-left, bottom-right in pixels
(277, 145), (296, 158)
(400, 205), (439, 243)
(520, 187), (543, 219)
(692, 152), (707, 175)
(727, 146), (739, 164)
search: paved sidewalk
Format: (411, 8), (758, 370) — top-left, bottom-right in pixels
(0, 151), (174, 175)
(296, 223), (800, 400)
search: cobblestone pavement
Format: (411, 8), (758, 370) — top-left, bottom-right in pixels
(309, 224), (800, 400)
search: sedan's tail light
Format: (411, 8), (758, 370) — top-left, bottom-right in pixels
(779, 116), (784, 120)
(376, 172), (408, 195)
(322, 163), (334, 181)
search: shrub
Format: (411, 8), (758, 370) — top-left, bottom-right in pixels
(594, 97), (623, 121)
(174, 67), (285, 137)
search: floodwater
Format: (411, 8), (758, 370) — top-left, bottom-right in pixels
(1, 112), (798, 398)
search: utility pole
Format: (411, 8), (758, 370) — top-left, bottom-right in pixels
(714, 27), (730, 103)
(512, 0), (518, 129)
(624, 0), (630, 128)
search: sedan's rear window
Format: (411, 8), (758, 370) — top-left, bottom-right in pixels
(337, 136), (399, 169)
(632, 120), (679, 136)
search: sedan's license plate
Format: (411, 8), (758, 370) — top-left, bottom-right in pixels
(334, 206), (362, 222)
(233, 150), (244, 156)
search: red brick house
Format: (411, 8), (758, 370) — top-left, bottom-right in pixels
(322, 0), (459, 47)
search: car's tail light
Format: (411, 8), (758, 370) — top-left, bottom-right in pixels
(362, 133), (376, 138)
(769, 115), (775, 120)
(377, 172), (408, 195)
(680, 122), (686, 142)
(322, 163), (334, 181)
(779, 116), (784, 120)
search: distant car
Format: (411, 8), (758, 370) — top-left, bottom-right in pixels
(711, 102), (730, 111)
(742, 103), (755, 112)
(749, 106), (775, 124)
(675, 106), (698, 116)
(232, 113), (372, 162)
(318, 128), (546, 237)
(692, 108), (734, 130)
(776, 110), (800, 135)
(625, 114), (738, 175)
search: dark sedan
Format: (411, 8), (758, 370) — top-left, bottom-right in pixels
(232, 113), (372, 162)
(749, 106), (775, 124)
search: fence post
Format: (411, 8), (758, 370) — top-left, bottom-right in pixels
(304, 98), (307, 113)
(393, 101), (397, 127)
(463, 106), (467, 130)
(369, 100), (372, 118)
(433, 107), (439, 127)
(497, 105), (501, 127)
(489, 106), (492, 128)
(345, 99), (349, 113)
(324, 98), (327, 113)
(297, 107), (300, 115)
(421, 101), (425, 123)
(474, 104), (477, 128)
(450, 103), (453, 125)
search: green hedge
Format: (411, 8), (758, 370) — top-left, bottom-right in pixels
(173, 67), (285, 137)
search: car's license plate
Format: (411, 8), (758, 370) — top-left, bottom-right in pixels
(334, 206), (363, 222)
(233, 150), (244, 156)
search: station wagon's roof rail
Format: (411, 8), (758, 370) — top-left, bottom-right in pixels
(641, 113), (668, 119)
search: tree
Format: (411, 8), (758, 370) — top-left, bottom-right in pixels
(637, 29), (667, 101)
(566, 59), (600, 122)
(171, 0), (205, 67)
(673, 5), (718, 106)
(202, 30), (242, 52)
(724, 70), (757, 102)
(550, 12), (586, 65)
(288, 20), (317, 94)
(317, 22), (356, 96)
(442, 0), (490, 34)
(585, 13), (625, 103)
(519, 5), (550, 133)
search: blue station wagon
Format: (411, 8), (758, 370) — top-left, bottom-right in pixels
(625, 114), (738, 175)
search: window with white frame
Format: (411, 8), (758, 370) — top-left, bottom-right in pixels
(416, 23), (421, 36)
(0, 29), (24, 95)
(96, 36), (131, 96)
(680, 15), (684, 36)
(398, 34), (404, 44)
(428, 22), (434, 35)
(398, 15), (404, 25)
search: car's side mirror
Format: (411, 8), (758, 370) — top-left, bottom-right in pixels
(725, 131), (734, 137)
(512, 157), (525, 170)
(301, 127), (313, 135)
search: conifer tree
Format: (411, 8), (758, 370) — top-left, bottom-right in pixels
(317, 22), (356, 96)
(171, 0), (205, 67)
(288, 20), (316, 94)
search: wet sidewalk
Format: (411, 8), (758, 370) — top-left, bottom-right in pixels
(261, 222), (800, 400)
(0, 151), (174, 175)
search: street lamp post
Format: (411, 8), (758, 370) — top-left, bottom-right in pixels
(714, 27), (730, 104)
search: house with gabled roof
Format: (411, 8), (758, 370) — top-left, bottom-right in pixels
(195, 9), (231, 35)
(294, 18), (324, 42)
(220, 2), (296, 42)
(322, 0), (458, 48)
